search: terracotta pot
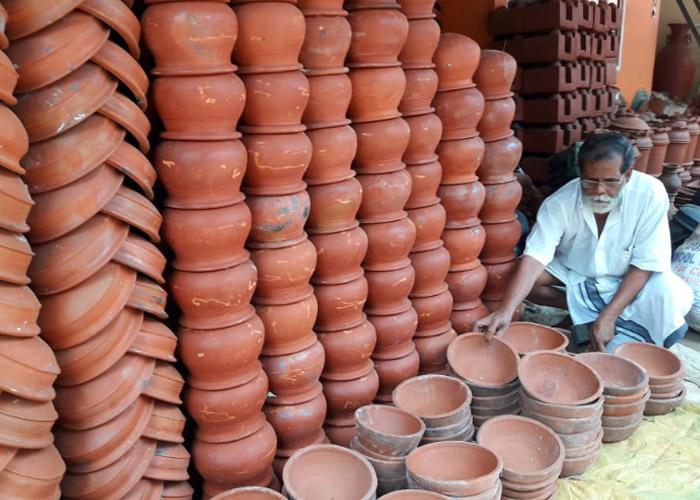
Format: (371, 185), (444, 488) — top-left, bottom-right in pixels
(317, 316), (375, 380)
(412, 288), (453, 337)
(0, 446), (65, 499)
(310, 226), (368, 285)
(170, 260), (257, 330)
(433, 87), (485, 141)
(78, 0), (141, 59)
(298, 0), (345, 14)
(354, 405), (424, 462)
(399, 18), (440, 69)
(209, 487), (285, 500)
(314, 277), (368, 332)
(407, 202), (446, 252)
(250, 238), (316, 305)
(442, 224), (485, 272)
(241, 132), (310, 196)
(398, 0), (436, 19)
(91, 40), (148, 110)
(357, 169), (412, 223)
(306, 178), (362, 234)
(0, 230), (32, 286)
(405, 161), (441, 209)
(414, 327), (457, 374)
(576, 352), (648, 396)
(434, 33), (481, 91)
(446, 265), (487, 303)
(303, 74), (352, 129)
(410, 246), (450, 297)
(0, 51), (18, 107)
(348, 67), (406, 123)
(375, 349), (421, 402)
(0, 334), (59, 402)
(403, 113), (442, 165)
(399, 68), (438, 117)
(154, 140), (246, 209)
(648, 129), (670, 177)
(653, 24), (696, 101)
(300, 16), (351, 74)
(258, 295), (318, 356)
(246, 191), (310, 247)
(100, 186), (163, 244)
(665, 121), (690, 164)
(129, 318), (178, 363)
(438, 181), (486, 228)
(478, 98), (515, 142)
(365, 265), (416, 315)
(347, 9), (409, 67)
(345, 0), (401, 9)
(363, 217), (417, 271)
(264, 391), (327, 452)
(474, 50), (517, 100)
(477, 135), (521, 184)
(371, 305), (419, 360)
(324, 367), (379, 423)
(240, 71), (309, 134)
(106, 141), (157, 201)
(114, 234), (167, 285)
(447, 333), (519, 387)
(659, 164), (682, 196)
(481, 259), (517, 301)
(613, 342), (683, 386)
(437, 136), (483, 185)
(142, 361), (185, 405)
(353, 117), (411, 174)
(262, 340), (325, 402)
(449, 300), (488, 334)
(480, 180), (522, 224)
(0, 105), (28, 175)
(233, 2), (305, 74)
(481, 219), (521, 265)
(305, 126), (357, 185)
(0, 393), (57, 451)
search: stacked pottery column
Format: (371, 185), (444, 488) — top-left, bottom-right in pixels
(432, 34), (490, 334)
(142, 3), (274, 496)
(398, 0), (456, 374)
(299, 0), (378, 448)
(5, 1), (189, 496)
(231, 0), (326, 477)
(345, 0), (420, 403)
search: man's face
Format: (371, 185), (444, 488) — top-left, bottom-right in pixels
(580, 155), (630, 214)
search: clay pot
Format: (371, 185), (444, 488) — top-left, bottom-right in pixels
(246, 191), (310, 247)
(233, 2), (305, 74)
(442, 224), (486, 271)
(405, 161), (441, 209)
(659, 164), (682, 196)
(375, 348), (421, 402)
(142, 361), (185, 405)
(433, 86), (485, 141)
(480, 219), (521, 264)
(0, 446), (65, 499)
(170, 261), (257, 330)
(100, 186), (162, 244)
(434, 33), (481, 91)
(163, 202), (251, 272)
(91, 40), (148, 110)
(0, 51), (17, 107)
(107, 140), (156, 201)
(129, 318), (178, 363)
(300, 16), (352, 74)
(399, 18), (440, 69)
(412, 288), (453, 337)
(262, 341), (325, 403)
(315, 277), (368, 332)
(324, 365), (379, 422)
(113, 234), (166, 285)
(154, 140), (246, 209)
(298, 0), (346, 15)
(649, 128), (670, 177)
(613, 342), (683, 386)
(666, 121), (690, 164)
(450, 300), (489, 334)
(239, 71), (310, 134)
(577, 352), (648, 396)
(306, 178), (362, 234)
(0, 230), (32, 285)
(381, 492), (446, 500)
(0, 334), (59, 402)
(0, 105), (28, 175)
(258, 295), (318, 356)
(357, 169), (412, 223)
(178, 315), (264, 390)
(363, 217), (417, 271)
(439, 181), (486, 228)
(473, 50), (518, 100)
(265, 391), (327, 452)
(413, 327), (457, 374)
(447, 333), (519, 388)
(100, 93), (151, 152)
(480, 180), (522, 224)
(407, 202), (446, 252)
(437, 136), (483, 185)
(311, 226), (368, 285)
(153, 74), (246, 140)
(365, 266), (416, 315)
(347, 9), (409, 68)
(355, 404), (425, 457)
(348, 67), (406, 123)
(353, 117), (411, 174)
(397, 0), (436, 18)
(409, 246), (450, 297)
(446, 265), (488, 303)
(305, 126), (357, 185)
(0, 393), (57, 450)
(318, 318), (376, 380)
(2, 0), (80, 41)
(250, 238), (316, 305)
(303, 74), (352, 129)
(399, 69), (438, 117)
(478, 135), (521, 184)
(502, 322), (569, 356)
(371, 305), (419, 360)
(478, 98), (515, 142)
(392, 374), (471, 427)
(482, 259), (517, 301)
(403, 113), (442, 165)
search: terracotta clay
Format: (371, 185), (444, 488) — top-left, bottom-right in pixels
(576, 352), (648, 396)
(479, 180), (522, 224)
(246, 191), (310, 247)
(408, 202), (446, 252)
(365, 265), (416, 315)
(473, 50), (518, 100)
(91, 40), (148, 110)
(300, 16), (351, 74)
(239, 71), (310, 134)
(0, 230), (32, 286)
(438, 181), (486, 228)
(437, 135), (484, 185)
(324, 365), (379, 423)
(481, 259), (517, 301)
(0, 104), (28, 175)
(347, 9), (409, 67)
(371, 305), (419, 360)
(477, 98), (515, 142)
(258, 295), (318, 356)
(392, 374), (472, 428)
(209, 487), (286, 500)
(113, 234), (167, 284)
(78, 0), (142, 59)
(262, 341), (325, 403)
(265, 391), (327, 452)
(442, 224), (486, 271)
(318, 318), (376, 380)
(98, 91), (152, 154)
(303, 74), (352, 129)
(405, 161), (441, 209)
(310, 226), (368, 285)
(502, 322), (569, 356)
(413, 327), (457, 374)
(314, 277), (368, 332)
(411, 288), (453, 337)
(0, 335), (59, 402)
(348, 67), (406, 123)
(480, 218), (521, 264)
(0, 51), (18, 107)
(250, 238), (316, 305)
(355, 404), (425, 457)
(445, 265), (488, 303)
(305, 126), (357, 185)
(0, 445), (65, 499)
(399, 18), (440, 69)
(362, 217), (417, 271)
(100, 186), (162, 243)
(613, 342), (683, 386)
(299, 0), (346, 15)
(447, 333), (519, 387)
(409, 246), (451, 297)
(357, 169), (412, 223)
(399, 69), (438, 117)
(107, 141), (157, 201)
(306, 178), (363, 234)
(403, 113), (442, 166)
(353, 117), (411, 174)
(433, 86), (485, 141)
(450, 300), (489, 334)
(433, 33), (481, 91)
(2, 0), (83, 41)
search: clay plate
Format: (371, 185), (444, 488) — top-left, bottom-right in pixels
(447, 332), (519, 388)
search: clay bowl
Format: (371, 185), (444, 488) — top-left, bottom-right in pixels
(347, 9), (409, 68)
(250, 238), (316, 306)
(420, 412), (473, 439)
(300, 16), (351, 74)
(518, 351), (603, 406)
(113, 234), (167, 284)
(399, 68), (438, 117)
(501, 322), (569, 356)
(433, 86), (485, 141)
(239, 70), (309, 134)
(2, 0), (82, 41)
(78, 0), (141, 58)
(471, 387), (519, 410)
(560, 443), (601, 477)
(600, 411), (644, 430)
(374, 350), (421, 403)
(576, 352), (649, 397)
(310, 226), (368, 285)
(210, 487), (286, 500)
(613, 342), (684, 386)
(106, 141), (156, 202)
(314, 276), (368, 332)
(350, 436), (406, 483)
(162, 481), (195, 500)
(91, 41), (148, 110)
(400, 18), (440, 70)
(258, 296), (318, 357)
(143, 361), (185, 405)
(0, 105), (28, 175)
(433, 33), (480, 92)
(306, 178), (362, 235)
(519, 389), (603, 419)
(143, 442), (190, 481)
(603, 390), (650, 417)
(0, 170), (32, 234)
(473, 50), (518, 100)
(392, 374), (472, 428)
(362, 217), (417, 272)
(357, 169), (412, 224)
(644, 386), (686, 416)
(406, 441), (502, 497)
(303, 73), (352, 129)
(304, 126), (357, 185)
(0, 393), (57, 450)
(0, 334), (60, 402)
(476, 415), (564, 485)
(348, 67), (406, 124)
(127, 277), (168, 320)
(283, 445), (377, 500)
(355, 405), (425, 457)
(0, 51), (18, 107)
(380, 491), (447, 500)
(130, 319), (178, 363)
(98, 92), (152, 153)
(649, 381), (684, 399)
(447, 333), (519, 388)
(0, 445), (66, 500)
(0, 230), (32, 285)
(352, 117), (410, 174)
(521, 401), (603, 435)
(602, 417), (643, 443)
(242, 132), (311, 196)
(246, 192), (310, 247)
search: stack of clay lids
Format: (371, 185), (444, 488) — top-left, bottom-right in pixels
(501, 322), (569, 356)
(613, 342), (686, 416)
(518, 351), (604, 477)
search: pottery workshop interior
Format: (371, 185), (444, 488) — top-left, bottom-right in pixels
(3, 0), (700, 498)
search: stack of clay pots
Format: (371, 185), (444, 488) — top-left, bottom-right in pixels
(518, 351), (604, 477)
(299, 0), (376, 448)
(432, 33), (490, 334)
(143, 1), (276, 496)
(447, 333), (522, 429)
(5, 2), (190, 497)
(393, 375), (474, 444)
(473, 51), (522, 314)
(0, 11), (65, 495)
(577, 353), (650, 443)
(613, 342), (686, 417)
(346, 0), (420, 403)
(351, 405), (425, 494)
(647, 120), (671, 178)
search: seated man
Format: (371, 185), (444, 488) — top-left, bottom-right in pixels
(477, 132), (693, 352)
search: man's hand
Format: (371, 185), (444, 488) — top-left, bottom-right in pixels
(591, 313), (616, 352)
(475, 309), (512, 341)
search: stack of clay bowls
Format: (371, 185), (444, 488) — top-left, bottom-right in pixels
(447, 333), (521, 429)
(0, 13), (65, 496)
(473, 50), (522, 313)
(501, 322), (569, 356)
(6, 1), (190, 497)
(577, 352), (650, 443)
(477, 415), (564, 500)
(432, 34), (490, 334)
(613, 342), (686, 416)
(346, 0), (420, 403)
(299, 0), (377, 448)
(351, 405), (425, 494)
(380, 492), (447, 499)
(393, 375), (474, 444)
(209, 487), (286, 500)
(518, 351), (604, 477)
(406, 441), (503, 499)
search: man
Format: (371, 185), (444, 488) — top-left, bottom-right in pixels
(477, 132), (693, 352)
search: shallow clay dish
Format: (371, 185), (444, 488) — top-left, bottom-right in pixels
(518, 351), (603, 406)
(0, 170), (33, 234)
(613, 342), (683, 386)
(0, 283), (40, 337)
(101, 186), (162, 243)
(113, 234), (167, 284)
(0, 393), (57, 449)
(98, 92), (151, 153)
(2, 0), (82, 41)
(210, 487), (287, 500)
(91, 41), (148, 110)
(603, 390), (650, 417)
(143, 442), (190, 481)
(447, 333), (519, 388)
(602, 416), (643, 443)
(644, 386), (686, 416)
(106, 142), (157, 201)
(0, 230), (32, 285)
(522, 402), (603, 435)
(0, 445), (65, 499)
(0, 335), (60, 402)
(0, 52), (18, 107)
(143, 361), (184, 405)
(78, 0), (142, 59)
(143, 402), (186, 444)
(392, 374), (472, 427)
(0, 104), (28, 174)
(560, 443), (601, 477)
(501, 322), (569, 355)
(355, 404), (425, 457)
